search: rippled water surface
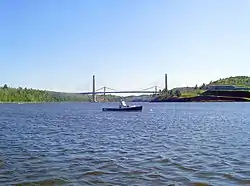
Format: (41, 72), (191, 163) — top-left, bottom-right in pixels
(1, 102), (250, 185)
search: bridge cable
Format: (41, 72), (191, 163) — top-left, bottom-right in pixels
(96, 87), (104, 92)
(105, 87), (118, 91)
(157, 86), (164, 90)
(142, 86), (156, 91)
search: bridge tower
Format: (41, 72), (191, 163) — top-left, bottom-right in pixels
(155, 86), (158, 94)
(103, 86), (106, 101)
(92, 75), (97, 102)
(165, 73), (168, 91)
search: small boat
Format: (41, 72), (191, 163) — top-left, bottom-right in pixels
(102, 99), (143, 112)
(102, 105), (143, 112)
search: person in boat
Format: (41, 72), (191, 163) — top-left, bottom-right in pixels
(119, 99), (129, 108)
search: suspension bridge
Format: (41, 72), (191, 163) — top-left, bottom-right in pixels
(79, 74), (168, 102)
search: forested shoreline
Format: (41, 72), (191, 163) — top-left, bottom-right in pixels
(0, 84), (88, 102)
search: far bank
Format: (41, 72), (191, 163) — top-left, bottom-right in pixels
(151, 90), (250, 102)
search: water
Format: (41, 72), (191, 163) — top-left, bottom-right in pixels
(1, 102), (250, 186)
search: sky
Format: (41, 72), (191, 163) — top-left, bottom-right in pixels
(1, 0), (250, 93)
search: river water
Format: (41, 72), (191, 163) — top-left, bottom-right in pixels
(0, 102), (250, 185)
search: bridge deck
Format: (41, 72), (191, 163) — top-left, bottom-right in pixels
(79, 91), (157, 94)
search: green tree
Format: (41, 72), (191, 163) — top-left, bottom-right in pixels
(200, 83), (206, 89)
(169, 90), (174, 97)
(174, 90), (181, 97)
(3, 84), (8, 89)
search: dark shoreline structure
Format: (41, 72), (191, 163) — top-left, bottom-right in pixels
(151, 95), (250, 102)
(151, 90), (250, 102)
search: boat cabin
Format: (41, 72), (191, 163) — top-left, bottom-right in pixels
(119, 100), (129, 108)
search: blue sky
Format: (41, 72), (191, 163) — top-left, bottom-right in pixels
(1, 0), (250, 93)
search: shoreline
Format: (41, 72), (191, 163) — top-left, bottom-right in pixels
(0, 101), (83, 104)
(151, 95), (250, 102)
(0, 102), (54, 104)
(2, 96), (250, 103)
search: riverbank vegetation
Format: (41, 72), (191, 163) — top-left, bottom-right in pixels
(0, 84), (122, 103)
(152, 76), (250, 102)
(0, 84), (110, 102)
(0, 84), (88, 102)
(209, 76), (250, 87)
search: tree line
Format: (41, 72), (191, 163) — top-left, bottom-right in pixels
(159, 89), (181, 98)
(0, 84), (88, 102)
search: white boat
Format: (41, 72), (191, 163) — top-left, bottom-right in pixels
(102, 99), (143, 112)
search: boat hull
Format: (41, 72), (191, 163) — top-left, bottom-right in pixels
(102, 106), (143, 112)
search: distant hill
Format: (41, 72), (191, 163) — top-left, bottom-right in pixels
(171, 76), (250, 92)
(207, 76), (250, 87)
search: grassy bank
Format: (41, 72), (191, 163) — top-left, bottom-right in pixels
(152, 76), (250, 102)
(152, 90), (250, 102)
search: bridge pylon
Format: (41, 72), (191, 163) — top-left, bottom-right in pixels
(103, 86), (106, 101)
(92, 75), (97, 102)
(154, 86), (158, 94)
